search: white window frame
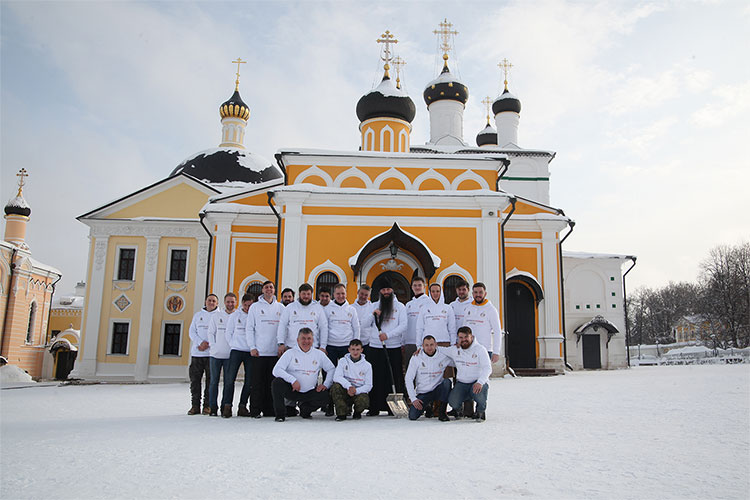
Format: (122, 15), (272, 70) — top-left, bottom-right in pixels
(160, 320), (184, 357)
(114, 245), (138, 282)
(107, 318), (131, 356)
(166, 246), (190, 283)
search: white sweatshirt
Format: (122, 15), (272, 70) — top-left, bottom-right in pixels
(451, 297), (472, 330)
(405, 349), (454, 402)
(370, 298), (408, 348)
(272, 345), (335, 392)
(188, 308), (216, 357)
(226, 309), (250, 352)
(333, 353), (373, 395)
(416, 297), (457, 345)
(278, 300), (328, 348)
(464, 300), (502, 354)
(246, 295), (284, 356)
(352, 300), (376, 346)
(404, 294), (432, 345)
(439, 340), (492, 386)
(207, 309), (232, 359)
(323, 301), (360, 348)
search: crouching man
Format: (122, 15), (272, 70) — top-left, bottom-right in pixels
(271, 327), (335, 422)
(330, 339), (372, 421)
(406, 335), (453, 421)
(442, 326), (492, 421)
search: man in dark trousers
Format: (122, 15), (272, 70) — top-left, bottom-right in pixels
(246, 281), (284, 417)
(187, 294), (218, 415)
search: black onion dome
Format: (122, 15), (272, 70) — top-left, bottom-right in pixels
(492, 88), (522, 115)
(171, 148), (282, 185)
(356, 77), (416, 123)
(423, 64), (469, 106)
(219, 90), (250, 120)
(4, 195), (31, 217)
(476, 123), (498, 147)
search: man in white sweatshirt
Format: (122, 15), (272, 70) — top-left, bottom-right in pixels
(330, 339), (372, 421)
(417, 283), (457, 346)
(187, 294), (218, 415)
(464, 282), (502, 364)
(442, 326), (492, 421)
(352, 285), (376, 351)
(405, 335), (453, 421)
(450, 279), (472, 330)
(206, 293), (236, 416)
(221, 293), (255, 418)
(271, 327), (335, 421)
(403, 277), (431, 370)
(277, 283), (328, 352)
(246, 281), (284, 418)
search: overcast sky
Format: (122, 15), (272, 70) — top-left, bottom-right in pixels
(2, 0), (749, 296)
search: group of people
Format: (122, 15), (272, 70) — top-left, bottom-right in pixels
(187, 276), (502, 422)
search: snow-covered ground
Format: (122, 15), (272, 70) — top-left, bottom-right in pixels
(2, 365), (748, 499)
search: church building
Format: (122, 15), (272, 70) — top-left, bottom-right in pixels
(72, 21), (634, 382)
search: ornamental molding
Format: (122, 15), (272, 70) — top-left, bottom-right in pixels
(113, 281), (135, 291)
(88, 220), (208, 240)
(146, 239), (159, 273)
(94, 240), (108, 270)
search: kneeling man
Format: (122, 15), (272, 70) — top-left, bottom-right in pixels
(271, 327), (335, 422)
(330, 339), (372, 421)
(443, 326), (492, 421)
(406, 335), (453, 421)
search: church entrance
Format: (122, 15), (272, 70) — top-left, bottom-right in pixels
(506, 281), (537, 368)
(371, 271), (411, 304)
(582, 334), (602, 369)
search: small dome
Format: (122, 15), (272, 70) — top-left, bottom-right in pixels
(423, 64), (469, 106)
(4, 194), (31, 217)
(356, 77), (416, 123)
(476, 123), (497, 147)
(219, 90), (250, 120)
(492, 88), (522, 115)
(171, 148), (282, 185)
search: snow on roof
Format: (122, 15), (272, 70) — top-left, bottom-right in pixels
(478, 123), (496, 134)
(496, 91), (519, 100)
(277, 147), (507, 162)
(369, 77), (408, 98)
(425, 69), (464, 88)
(665, 345), (713, 357)
(5, 194), (30, 209)
(270, 184), (512, 198)
(52, 295), (84, 310)
(28, 257), (62, 276)
(200, 202), (274, 215)
(563, 251), (636, 260)
(347, 224), (442, 269)
(178, 147), (273, 173)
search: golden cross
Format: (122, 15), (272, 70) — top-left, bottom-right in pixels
(482, 96), (493, 124)
(232, 57), (246, 91)
(16, 168), (28, 196)
(392, 56), (406, 88)
(433, 18), (458, 61)
(376, 30), (398, 77)
(498, 58), (513, 90)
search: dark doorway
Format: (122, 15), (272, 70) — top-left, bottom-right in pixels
(582, 334), (602, 369)
(506, 281), (536, 368)
(371, 271), (411, 304)
(55, 350), (78, 380)
(315, 271), (339, 299)
(443, 274), (465, 304)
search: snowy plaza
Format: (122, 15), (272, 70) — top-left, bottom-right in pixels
(2, 364), (748, 500)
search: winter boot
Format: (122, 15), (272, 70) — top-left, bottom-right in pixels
(437, 402), (450, 422)
(209, 407), (218, 417)
(221, 404), (232, 418)
(463, 401), (475, 418)
(187, 406), (201, 415)
(335, 415), (346, 421)
(352, 411), (362, 420)
(237, 405), (251, 417)
(202, 405), (211, 415)
(285, 405), (299, 417)
(473, 411), (486, 422)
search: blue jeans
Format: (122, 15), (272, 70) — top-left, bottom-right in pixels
(222, 349), (253, 407)
(409, 378), (452, 420)
(209, 356), (230, 410)
(448, 381), (489, 413)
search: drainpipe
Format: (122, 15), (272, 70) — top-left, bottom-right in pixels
(623, 256), (637, 367)
(274, 153), (288, 186)
(267, 192), (282, 288)
(495, 158), (510, 191)
(198, 212), (213, 297)
(557, 217), (575, 371)
(500, 196), (517, 376)
(44, 273), (63, 345)
(1, 247), (19, 355)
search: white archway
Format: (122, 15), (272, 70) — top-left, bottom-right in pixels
(239, 271), (271, 295)
(414, 169), (451, 190)
(332, 167), (374, 189)
(307, 259), (348, 288)
(380, 124), (395, 152)
(435, 262), (475, 287)
(296, 165), (334, 186)
(373, 167), (413, 190)
(450, 170), (490, 190)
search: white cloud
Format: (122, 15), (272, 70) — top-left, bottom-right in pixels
(691, 80), (750, 128)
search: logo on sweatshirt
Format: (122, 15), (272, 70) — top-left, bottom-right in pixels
(472, 353), (478, 358)
(261, 310), (265, 315)
(480, 313), (486, 317)
(312, 360), (318, 365)
(294, 358), (299, 364)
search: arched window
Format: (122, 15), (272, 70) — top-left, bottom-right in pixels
(315, 271), (339, 299)
(26, 302), (37, 344)
(442, 275), (466, 304)
(246, 282), (263, 300)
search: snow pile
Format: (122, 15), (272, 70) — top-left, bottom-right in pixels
(0, 364), (34, 383)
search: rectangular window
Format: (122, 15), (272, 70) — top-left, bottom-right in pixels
(169, 249), (188, 282)
(111, 322), (129, 354)
(117, 248), (136, 280)
(163, 323), (181, 356)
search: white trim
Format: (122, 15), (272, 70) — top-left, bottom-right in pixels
(238, 272), (271, 295)
(507, 268), (542, 286)
(347, 223), (442, 269)
(167, 246), (190, 283)
(413, 169), (450, 190)
(107, 319), (131, 356)
(373, 167), (413, 190)
(307, 259), (348, 288)
(435, 263), (475, 287)
(451, 170), (491, 190)
(295, 165), (334, 186)
(379, 124), (395, 152)
(359, 249), (422, 285)
(332, 167), (374, 189)
(159, 320), (184, 357)
(398, 128), (409, 152)
(364, 128), (374, 151)
(115, 245), (138, 281)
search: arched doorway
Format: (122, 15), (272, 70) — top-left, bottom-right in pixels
(371, 271), (411, 304)
(442, 274), (465, 304)
(246, 282), (263, 298)
(315, 271), (339, 299)
(506, 281), (537, 368)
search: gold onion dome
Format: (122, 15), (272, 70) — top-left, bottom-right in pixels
(219, 90), (250, 120)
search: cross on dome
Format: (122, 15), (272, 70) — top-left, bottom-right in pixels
(16, 168), (28, 196)
(498, 58), (513, 90)
(392, 56), (406, 89)
(232, 57), (246, 91)
(433, 18), (458, 66)
(482, 96), (493, 124)
(376, 30), (398, 78)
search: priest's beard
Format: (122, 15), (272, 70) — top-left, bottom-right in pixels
(379, 293), (394, 321)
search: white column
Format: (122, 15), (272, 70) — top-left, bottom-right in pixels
(476, 199), (504, 308)
(209, 214), (236, 296)
(495, 112), (519, 147)
(194, 239), (210, 309)
(70, 232), (109, 378)
(428, 100), (465, 146)
(134, 236), (160, 381)
(537, 219), (567, 371)
(277, 192), (309, 290)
